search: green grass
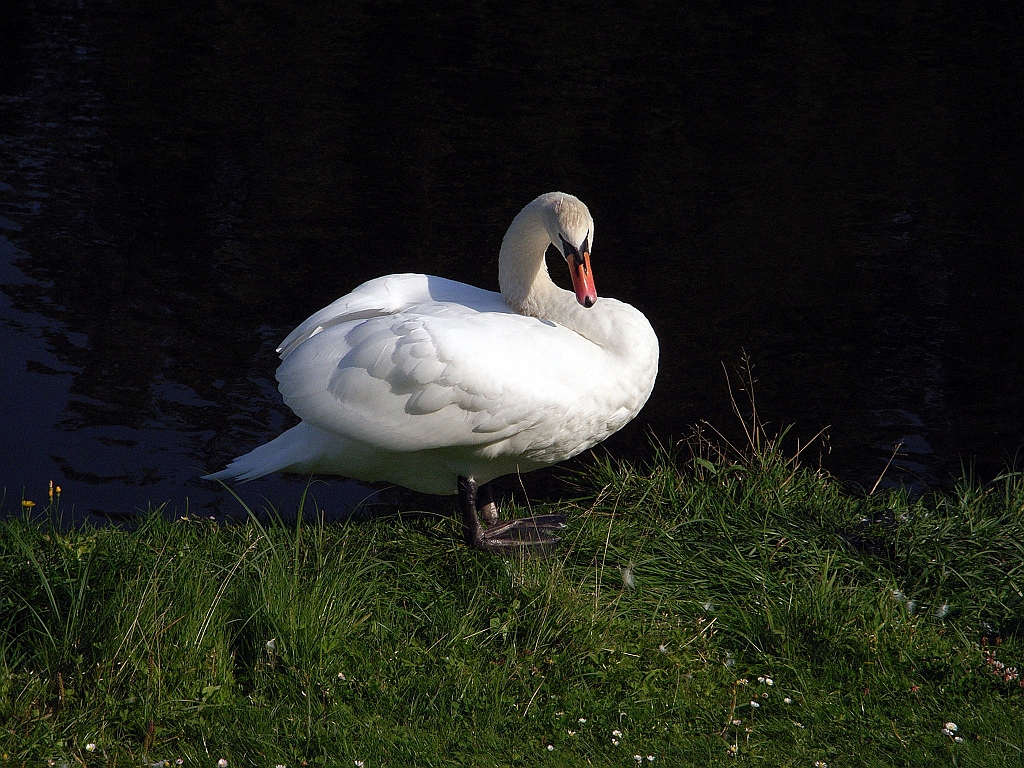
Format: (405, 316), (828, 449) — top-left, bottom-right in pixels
(3, 440), (1024, 766)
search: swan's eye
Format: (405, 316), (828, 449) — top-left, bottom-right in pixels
(558, 234), (585, 265)
(558, 234), (576, 257)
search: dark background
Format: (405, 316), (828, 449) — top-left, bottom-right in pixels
(1, 0), (1022, 521)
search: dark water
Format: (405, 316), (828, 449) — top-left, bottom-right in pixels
(2, 1), (1022, 521)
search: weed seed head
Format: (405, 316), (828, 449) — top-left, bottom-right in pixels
(621, 563), (636, 589)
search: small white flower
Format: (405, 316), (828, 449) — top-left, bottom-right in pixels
(355, 761), (364, 768)
(547, 744), (554, 751)
(265, 638), (276, 652)
(612, 729), (622, 738)
(944, 721), (958, 732)
(276, 765), (286, 768)
(578, 717), (586, 723)
(612, 739), (620, 746)
(906, 600), (918, 615)
(658, 643), (668, 653)
(732, 719), (741, 726)
(749, 700), (760, 708)
(935, 603), (951, 619)
(85, 743), (97, 752)
(647, 756), (655, 762)
(757, 676), (765, 683)
(567, 730), (575, 736)
(784, 697), (793, 704)
(218, 760), (228, 768)
(337, 672), (346, 680)
(765, 677), (774, 686)
(177, 761), (184, 766)
(634, 756), (643, 763)
(954, 736), (963, 743)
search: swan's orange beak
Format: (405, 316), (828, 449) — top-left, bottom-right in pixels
(568, 251), (597, 308)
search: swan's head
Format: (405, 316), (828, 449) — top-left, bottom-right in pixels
(543, 193), (597, 308)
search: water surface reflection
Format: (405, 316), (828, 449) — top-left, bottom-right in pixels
(1, 1), (1021, 521)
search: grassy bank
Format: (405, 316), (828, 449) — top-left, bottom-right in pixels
(2, 440), (1024, 766)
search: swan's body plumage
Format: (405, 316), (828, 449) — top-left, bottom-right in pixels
(207, 192), (659, 504)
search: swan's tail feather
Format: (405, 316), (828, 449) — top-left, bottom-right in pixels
(203, 423), (333, 483)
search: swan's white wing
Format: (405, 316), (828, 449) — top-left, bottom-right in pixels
(276, 300), (598, 454)
(276, 274), (507, 358)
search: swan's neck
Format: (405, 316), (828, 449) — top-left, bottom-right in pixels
(498, 199), (560, 317)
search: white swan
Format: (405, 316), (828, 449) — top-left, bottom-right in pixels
(206, 192), (659, 552)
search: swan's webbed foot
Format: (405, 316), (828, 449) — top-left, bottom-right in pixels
(458, 476), (566, 555)
(475, 514), (568, 554)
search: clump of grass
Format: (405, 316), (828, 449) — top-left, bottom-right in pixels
(2, 375), (1024, 764)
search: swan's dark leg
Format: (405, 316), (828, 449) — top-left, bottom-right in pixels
(458, 476), (566, 554)
(459, 476), (485, 547)
(477, 482), (499, 526)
